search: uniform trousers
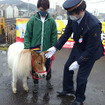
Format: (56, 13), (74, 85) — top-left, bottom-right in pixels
(63, 45), (96, 102)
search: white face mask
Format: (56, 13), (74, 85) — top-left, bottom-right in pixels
(69, 15), (78, 21)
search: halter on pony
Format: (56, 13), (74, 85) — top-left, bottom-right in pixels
(30, 44), (55, 80)
(30, 55), (55, 80)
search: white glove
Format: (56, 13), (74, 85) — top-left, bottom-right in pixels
(69, 61), (79, 71)
(45, 46), (56, 58)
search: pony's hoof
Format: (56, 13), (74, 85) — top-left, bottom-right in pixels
(25, 89), (29, 92)
(25, 90), (29, 92)
(27, 76), (29, 79)
(13, 90), (17, 94)
(24, 87), (29, 92)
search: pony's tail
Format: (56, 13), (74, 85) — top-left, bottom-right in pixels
(15, 49), (32, 78)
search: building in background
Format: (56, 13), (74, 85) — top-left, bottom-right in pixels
(13, 6), (19, 18)
(0, 7), (3, 17)
(0, 4), (13, 18)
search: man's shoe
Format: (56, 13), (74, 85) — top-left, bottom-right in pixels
(71, 100), (83, 105)
(57, 90), (75, 96)
(46, 80), (53, 89)
(33, 84), (39, 93)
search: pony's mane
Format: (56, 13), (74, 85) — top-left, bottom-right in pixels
(15, 49), (32, 77)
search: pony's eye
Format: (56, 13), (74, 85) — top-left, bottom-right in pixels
(37, 62), (41, 65)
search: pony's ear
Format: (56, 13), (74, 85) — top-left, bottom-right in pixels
(43, 51), (49, 54)
(31, 51), (39, 57)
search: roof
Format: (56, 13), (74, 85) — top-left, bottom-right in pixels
(0, 4), (12, 10)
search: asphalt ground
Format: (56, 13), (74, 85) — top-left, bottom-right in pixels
(0, 48), (105, 105)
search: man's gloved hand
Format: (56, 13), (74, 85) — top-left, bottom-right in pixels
(45, 46), (56, 58)
(69, 61), (79, 71)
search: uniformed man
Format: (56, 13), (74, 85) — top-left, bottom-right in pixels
(45, 0), (104, 105)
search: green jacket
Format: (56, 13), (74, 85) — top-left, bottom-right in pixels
(24, 13), (57, 51)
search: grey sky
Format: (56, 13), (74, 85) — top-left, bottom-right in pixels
(22, 0), (105, 13)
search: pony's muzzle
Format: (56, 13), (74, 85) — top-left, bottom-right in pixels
(38, 72), (47, 78)
(42, 74), (45, 78)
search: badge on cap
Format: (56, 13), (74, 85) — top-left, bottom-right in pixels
(79, 35), (83, 43)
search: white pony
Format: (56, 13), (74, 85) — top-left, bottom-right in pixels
(7, 42), (47, 93)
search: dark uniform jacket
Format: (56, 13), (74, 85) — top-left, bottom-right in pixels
(54, 11), (104, 65)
